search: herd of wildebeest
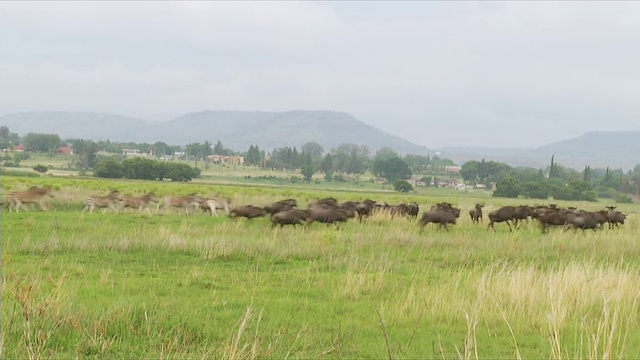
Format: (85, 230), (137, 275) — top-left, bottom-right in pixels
(3, 186), (630, 233)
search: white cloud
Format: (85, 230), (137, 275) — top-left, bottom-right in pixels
(1, 2), (640, 147)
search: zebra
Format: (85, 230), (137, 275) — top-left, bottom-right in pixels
(83, 190), (122, 213)
(6, 186), (55, 212)
(162, 193), (202, 215)
(198, 197), (230, 216)
(119, 193), (159, 213)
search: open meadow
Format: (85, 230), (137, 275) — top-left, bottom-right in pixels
(2, 175), (640, 359)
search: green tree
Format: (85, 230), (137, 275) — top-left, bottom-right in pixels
(33, 164), (48, 173)
(23, 133), (62, 152)
(0, 126), (19, 150)
(72, 139), (98, 170)
(300, 153), (315, 181)
(460, 160), (481, 183)
(493, 176), (521, 198)
(93, 158), (125, 178)
(521, 181), (549, 199)
(245, 145), (263, 166)
(376, 157), (412, 182)
(186, 142), (204, 166)
(393, 180), (413, 193)
(213, 140), (230, 156)
(322, 154), (334, 181)
(152, 141), (173, 157)
(372, 147), (400, 177)
(346, 148), (365, 174)
(301, 141), (324, 159)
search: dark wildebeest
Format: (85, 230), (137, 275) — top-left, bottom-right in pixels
(162, 193), (202, 215)
(566, 211), (602, 232)
(83, 190), (122, 213)
(264, 199), (298, 216)
(605, 209), (627, 229)
(419, 205), (461, 231)
(198, 197), (231, 217)
(536, 209), (571, 233)
(390, 202), (419, 219)
(306, 206), (355, 226)
(7, 186), (55, 212)
(512, 205), (534, 228)
(229, 205), (266, 219)
(469, 204), (484, 223)
(309, 197), (339, 209)
(488, 206), (518, 231)
(271, 209), (309, 228)
(354, 199), (378, 222)
(119, 192), (158, 213)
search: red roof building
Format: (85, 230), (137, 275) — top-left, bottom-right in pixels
(57, 146), (74, 155)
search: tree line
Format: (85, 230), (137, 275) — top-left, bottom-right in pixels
(460, 157), (640, 202)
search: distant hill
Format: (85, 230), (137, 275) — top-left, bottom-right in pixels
(439, 131), (640, 170)
(0, 112), (151, 141)
(0, 110), (429, 155)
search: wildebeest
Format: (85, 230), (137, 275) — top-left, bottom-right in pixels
(390, 202), (419, 219)
(229, 205), (266, 219)
(83, 190), (121, 213)
(419, 204), (461, 231)
(488, 206), (517, 231)
(119, 192), (158, 212)
(6, 186), (55, 212)
(354, 199), (378, 221)
(264, 198), (297, 216)
(306, 206), (355, 226)
(271, 208), (309, 228)
(162, 193), (202, 215)
(536, 209), (571, 233)
(605, 208), (627, 229)
(469, 204), (484, 223)
(565, 211), (602, 232)
(512, 205), (534, 228)
(308, 197), (338, 209)
(198, 197), (230, 216)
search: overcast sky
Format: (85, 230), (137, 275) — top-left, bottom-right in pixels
(1, 2), (639, 148)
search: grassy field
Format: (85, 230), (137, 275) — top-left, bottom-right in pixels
(2, 175), (639, 359)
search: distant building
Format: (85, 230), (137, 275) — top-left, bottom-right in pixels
(207, 155), (245, 165)
(407, 177), (428, 187)
(122, 148), (140, 155)
(57, 146), (74, 155)
(445, 166), (462, 174)
(13, 144), (25, 152)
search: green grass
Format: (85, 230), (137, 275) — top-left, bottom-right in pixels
(2, 176), (639, 359)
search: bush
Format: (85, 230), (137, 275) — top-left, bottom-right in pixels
(614, 193), (633, 204)
(393, 180), (413, 193)
(95, 157), (200, 181)
(33, 164), (48, 173)
(521, 181), (549, 199)
(0, 169), (40, 177)
(13, 152), (30, 161)
(94, 158), (125, 179)
(493, 176), (521, 198)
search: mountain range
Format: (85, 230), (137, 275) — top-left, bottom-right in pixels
(1, 111), (638, 170)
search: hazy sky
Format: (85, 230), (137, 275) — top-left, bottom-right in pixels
(1, 2), (640, 148)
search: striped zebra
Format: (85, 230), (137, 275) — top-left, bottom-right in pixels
(119, 192), (158, 213)
(198, 197), (230, 216)
(83, 190), (122, 213)
(6, 186), (55, 212)
(162, 193), (202, 215)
